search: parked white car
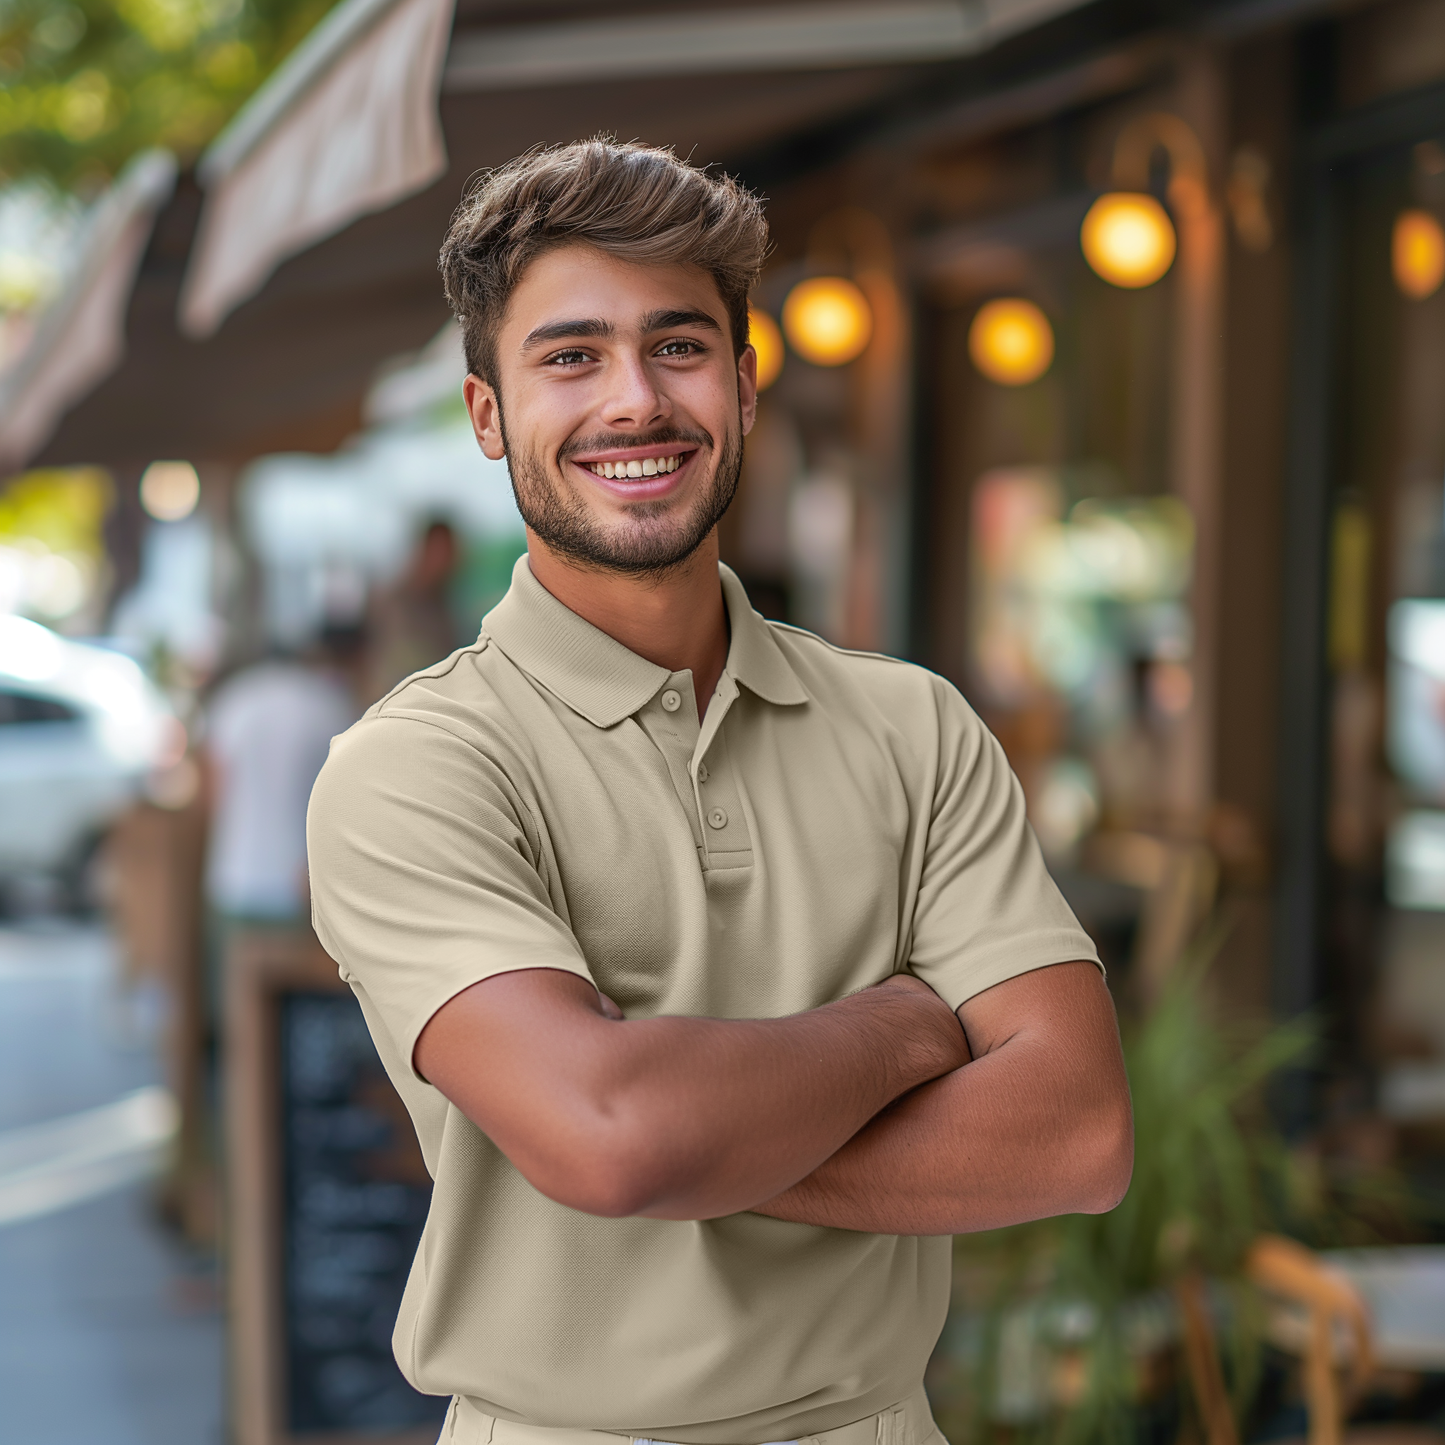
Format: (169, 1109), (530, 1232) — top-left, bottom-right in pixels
(0, 615), (178, 891)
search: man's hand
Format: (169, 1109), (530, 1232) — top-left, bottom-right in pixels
(751, 961), (1133, 1235)
(414, 967), (968, 1221)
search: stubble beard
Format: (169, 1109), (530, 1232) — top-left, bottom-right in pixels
(499, 404), (743, 580)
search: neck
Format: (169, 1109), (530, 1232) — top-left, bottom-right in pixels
(525, 531), (730, 720)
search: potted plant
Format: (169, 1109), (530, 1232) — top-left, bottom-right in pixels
(927, 953), (1314, 1445)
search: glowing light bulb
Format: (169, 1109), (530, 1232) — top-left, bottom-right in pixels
(140, 461), (200, 521)
(1081, 193), (1177, 289)
(781, 277), (872, 366)
(748, 306), (784, 390)
(968, 298), (1055, 386)
(1393, 209), (1445, 300)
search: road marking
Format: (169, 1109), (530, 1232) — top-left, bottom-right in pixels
(0, 1086), (178, 1228)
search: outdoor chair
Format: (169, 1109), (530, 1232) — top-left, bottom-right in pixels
(1178, 1234), (1445, 1445)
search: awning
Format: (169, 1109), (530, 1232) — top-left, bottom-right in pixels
(440, 0), (1087, 90)
(179, 0), (1093, 340)
(0, 151), (176, 474)
(178, 0), (455, 337)
(18, 0), (1111, 471)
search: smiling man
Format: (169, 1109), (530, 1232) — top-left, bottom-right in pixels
(307, 139), (1131, 1445)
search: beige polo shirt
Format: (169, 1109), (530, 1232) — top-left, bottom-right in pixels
(307, 556), (1099, 1444)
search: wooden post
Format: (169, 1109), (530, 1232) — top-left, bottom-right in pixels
(224, 930), (439, 1445)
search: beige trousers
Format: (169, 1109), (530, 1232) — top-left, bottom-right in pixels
(440, 1386), (948, 1445)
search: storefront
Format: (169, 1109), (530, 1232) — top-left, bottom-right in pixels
(727, 28), (1279, 1000)
(727, 0), (1445, 1167)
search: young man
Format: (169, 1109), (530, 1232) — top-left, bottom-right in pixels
(307, 139), (1132, 1445)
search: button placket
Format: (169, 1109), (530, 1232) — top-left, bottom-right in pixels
(690, 707), (752, 870)
(636, 674), (706, 852)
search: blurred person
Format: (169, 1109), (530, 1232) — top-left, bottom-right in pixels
(173, 628), (363, 1246)
(308, 141), (1132, 1445)
(365, 518), (463, 700)
(205, 627), (362, 931)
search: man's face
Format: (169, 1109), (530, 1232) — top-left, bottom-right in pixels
(464, 244), (758, 576)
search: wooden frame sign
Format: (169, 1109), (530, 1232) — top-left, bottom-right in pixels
(225, 929), (447, 1445)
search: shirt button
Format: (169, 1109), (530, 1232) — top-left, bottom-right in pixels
(696, 762), (709, 783)
(707, 807), (728, 829)
(661, 689), (682, 712)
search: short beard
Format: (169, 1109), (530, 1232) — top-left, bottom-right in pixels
(499, 405), (743, 580)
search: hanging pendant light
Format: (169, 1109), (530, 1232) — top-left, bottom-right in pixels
(968, 299), (1055, 385)
(1081, 192), (1177, 288)
(781, 277), (872, 366)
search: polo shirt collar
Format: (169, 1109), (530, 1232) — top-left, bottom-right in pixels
(482, 555), (808, 728)
(718, 565), (809, 708)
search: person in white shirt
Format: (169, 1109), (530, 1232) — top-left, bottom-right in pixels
(205, 636), (360, 923)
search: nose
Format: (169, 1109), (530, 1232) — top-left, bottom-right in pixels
(599, 351), (671, 432)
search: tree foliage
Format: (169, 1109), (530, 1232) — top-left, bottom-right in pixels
(0, 0), (334, 189)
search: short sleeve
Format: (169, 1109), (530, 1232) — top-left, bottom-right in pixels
(306, 714), (596, 1079)
(906, 678), (1101, 1011)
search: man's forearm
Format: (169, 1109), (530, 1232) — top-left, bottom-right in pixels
(415, 970), (969, 1222)
(753, 964), (1134, 1235)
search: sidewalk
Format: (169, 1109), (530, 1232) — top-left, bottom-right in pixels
(0, 920), (223, 1445)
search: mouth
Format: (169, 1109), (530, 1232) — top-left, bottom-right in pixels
(567, 444), (701, 497)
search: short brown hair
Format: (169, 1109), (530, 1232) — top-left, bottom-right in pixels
(439, 138), (769, 385)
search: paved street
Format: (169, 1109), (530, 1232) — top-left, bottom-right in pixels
(0, 921), (223, 1445)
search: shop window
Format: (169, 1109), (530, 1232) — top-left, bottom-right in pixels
(968, 469), (1194, 861)
(1327, 127), (1445, 1145)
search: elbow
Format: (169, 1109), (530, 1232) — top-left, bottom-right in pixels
(521, 1119), (670, 1220)
(551, 1153), (656, 1219)
(1077, 1093), (1134, 1214)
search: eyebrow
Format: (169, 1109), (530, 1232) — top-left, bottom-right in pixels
(638, 308), (722, 334)
(519, 308), (723, 354)
(520, 317), (614, 352)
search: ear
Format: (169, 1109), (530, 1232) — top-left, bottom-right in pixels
(737, 345), (759, 437)
(463, 374), (506, 460)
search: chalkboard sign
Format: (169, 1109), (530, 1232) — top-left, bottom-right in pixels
(226, 932), (446, 1445)
(280, 992), (445, 1434)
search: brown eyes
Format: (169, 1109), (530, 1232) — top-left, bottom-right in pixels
(543, 340), (705, 367)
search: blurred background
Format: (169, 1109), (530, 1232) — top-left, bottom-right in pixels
(3, 1), (1445, 1442)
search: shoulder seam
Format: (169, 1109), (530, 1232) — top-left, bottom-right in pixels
(351, 710), (488, 751)
(371, 634), (492, 712)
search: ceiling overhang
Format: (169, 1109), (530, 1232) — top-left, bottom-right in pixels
(12, 0), (1125, 471)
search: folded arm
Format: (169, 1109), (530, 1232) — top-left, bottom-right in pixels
(752, 960), (1133, 1235)
(413, 969), (969, 1221)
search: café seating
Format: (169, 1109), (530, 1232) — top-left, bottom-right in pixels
(1177, 1235), (1445, 1445)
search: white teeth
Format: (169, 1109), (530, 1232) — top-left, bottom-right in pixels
(588, 454), (684, 479)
